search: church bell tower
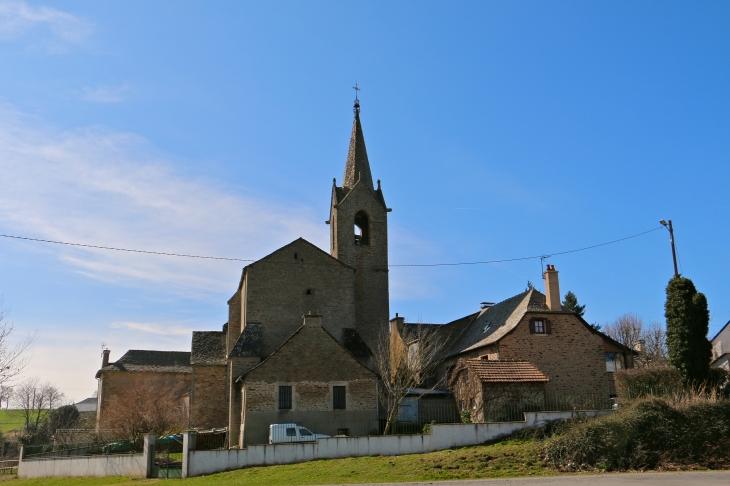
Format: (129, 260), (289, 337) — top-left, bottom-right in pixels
(328, 94), (391, 352)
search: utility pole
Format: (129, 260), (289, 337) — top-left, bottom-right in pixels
(660, 219), (679, 278)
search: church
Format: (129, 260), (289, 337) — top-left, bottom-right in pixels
(96, 97), (390, 446)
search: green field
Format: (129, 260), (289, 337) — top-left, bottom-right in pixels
(0, 411), (26, 434)
(3, 438), (554, 485)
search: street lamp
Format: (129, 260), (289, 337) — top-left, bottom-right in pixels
(659, 219), (679, 278)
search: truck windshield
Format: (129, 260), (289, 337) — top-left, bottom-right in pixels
(299, 428), (313, 436)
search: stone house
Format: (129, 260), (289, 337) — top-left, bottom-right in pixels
(96, 98), (389, 445)
(95, 350), (192, 429)
(389, 265), (633, 421)
(449, 359), (549, 422)
(711, 320), (730, 371)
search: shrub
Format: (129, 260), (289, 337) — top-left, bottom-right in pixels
(614, 366), (682, 398)
(541, 398), (730, 471)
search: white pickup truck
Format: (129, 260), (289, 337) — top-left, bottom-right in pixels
(269, 423), (331, 444)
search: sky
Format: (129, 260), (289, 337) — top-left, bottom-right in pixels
(0, 0), (728, 402)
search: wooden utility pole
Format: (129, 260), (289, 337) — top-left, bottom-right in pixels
(661, 219), (679, 278)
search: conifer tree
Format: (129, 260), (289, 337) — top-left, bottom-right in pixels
(665, 277), (712, 384)
(562, 291), (586, 317)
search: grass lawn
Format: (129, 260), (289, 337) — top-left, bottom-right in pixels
(4, 438), (555, 485)
(0, 411), (26, 434)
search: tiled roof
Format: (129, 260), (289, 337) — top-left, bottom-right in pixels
(191, 330), (226, 365)
(74, 397), (97, 413)
(97, 350), (191, 375)
(466, 359), (549, 383)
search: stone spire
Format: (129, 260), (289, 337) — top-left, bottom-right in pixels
(342, 98), (374, 191)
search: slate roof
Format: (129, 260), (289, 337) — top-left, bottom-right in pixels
(191, 330), (226, 365)
(447, 289), (547, 356)
(74, 397), (97, 413)
(466, 359), (549, 383)
(342, 109), (374, 191)
(96, 350), (191, 377)
(342, 328), (372, 357)
(230, 322), (262, 357)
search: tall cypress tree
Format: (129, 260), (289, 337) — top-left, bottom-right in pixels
(665, 277), (712, 384)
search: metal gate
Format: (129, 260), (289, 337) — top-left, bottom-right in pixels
(153, 435), (183, 478)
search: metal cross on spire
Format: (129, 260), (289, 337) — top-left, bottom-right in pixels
(353, 83), (361, 114)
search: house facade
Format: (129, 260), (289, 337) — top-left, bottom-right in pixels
(711, 320), (730, 371)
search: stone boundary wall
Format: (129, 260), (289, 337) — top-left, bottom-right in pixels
(185, 410), (610, 478)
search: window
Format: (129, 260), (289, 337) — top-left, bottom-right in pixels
(606, 353), (623, 373)
(285, 427), (296, 436)
(354, 211), (370, 245)
(299, 428), (313, 436)
(483, 322), (491, 332)
(469, 398), (476, 410)
(529, 317), (551, 334)
(534, 320), (545, 333)
(333, 385), (346, 409)
(460, 400), (465, 411)
(278, 385), (292, 410)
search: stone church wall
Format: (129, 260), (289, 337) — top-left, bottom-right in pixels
(244, 240), (356, 358)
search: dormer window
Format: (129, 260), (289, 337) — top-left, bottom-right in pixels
(483, 322), (491, 332)
(529, 317), (551, 334)
(354, 211), (370, 245)
(534, 320), (545, 333)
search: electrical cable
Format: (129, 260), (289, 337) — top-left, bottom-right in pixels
(0, 226), (663, 268)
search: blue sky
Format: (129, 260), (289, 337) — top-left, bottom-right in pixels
(0, 1), (728, 401)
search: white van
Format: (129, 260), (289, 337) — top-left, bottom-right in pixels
(269, 423), (331, 444)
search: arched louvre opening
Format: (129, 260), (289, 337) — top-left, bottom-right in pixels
(354, 211), (370, 245)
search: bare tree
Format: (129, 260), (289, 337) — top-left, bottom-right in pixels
(11, 378), (65, 428)
(604, 313), (644, 352)
(100, 377), (187, 440)
(641, 321), (669, 367)
(373, 323), (449, 435)
(604, 313), (669, 368)
(0, 299), (35, 387)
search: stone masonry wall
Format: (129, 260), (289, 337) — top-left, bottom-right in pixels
(498, 313), (612, 394)
(244, 239), (356, 358)
(331, 182), (389, 355)
(227, 357), (260, 447)
(191, 365), (227, 429)
(97, 371), (191, 429)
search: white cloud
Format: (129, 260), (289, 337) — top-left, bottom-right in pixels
(110, 321), (194, 337)
(0, 103), (326, 298)
(82, 85), (129, 103)
(0, 0), (92, 45)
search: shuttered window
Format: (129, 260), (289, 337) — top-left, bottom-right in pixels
(278, 385), (292, 410)
(529, 317), (552, 334)
(333, 386), (346, 409)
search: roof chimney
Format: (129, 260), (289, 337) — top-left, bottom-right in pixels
(102, 349), (110, 368)
(303, 312), (323, 327)
(543, 264), (561, 311)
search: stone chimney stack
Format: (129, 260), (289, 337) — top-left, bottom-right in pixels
(543, 264), (561, 311)
(102, 349), (110, 368)
(303, 312), (323, 327)
(389, 313), (405, 333)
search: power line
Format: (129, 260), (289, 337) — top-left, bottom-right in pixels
(0, 226), (663, 268)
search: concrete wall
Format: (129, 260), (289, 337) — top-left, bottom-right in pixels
(19, 454), (147, 479)
(187, 410), (609, 477)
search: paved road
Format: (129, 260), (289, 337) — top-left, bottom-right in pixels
(340, 471), (730, 486)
